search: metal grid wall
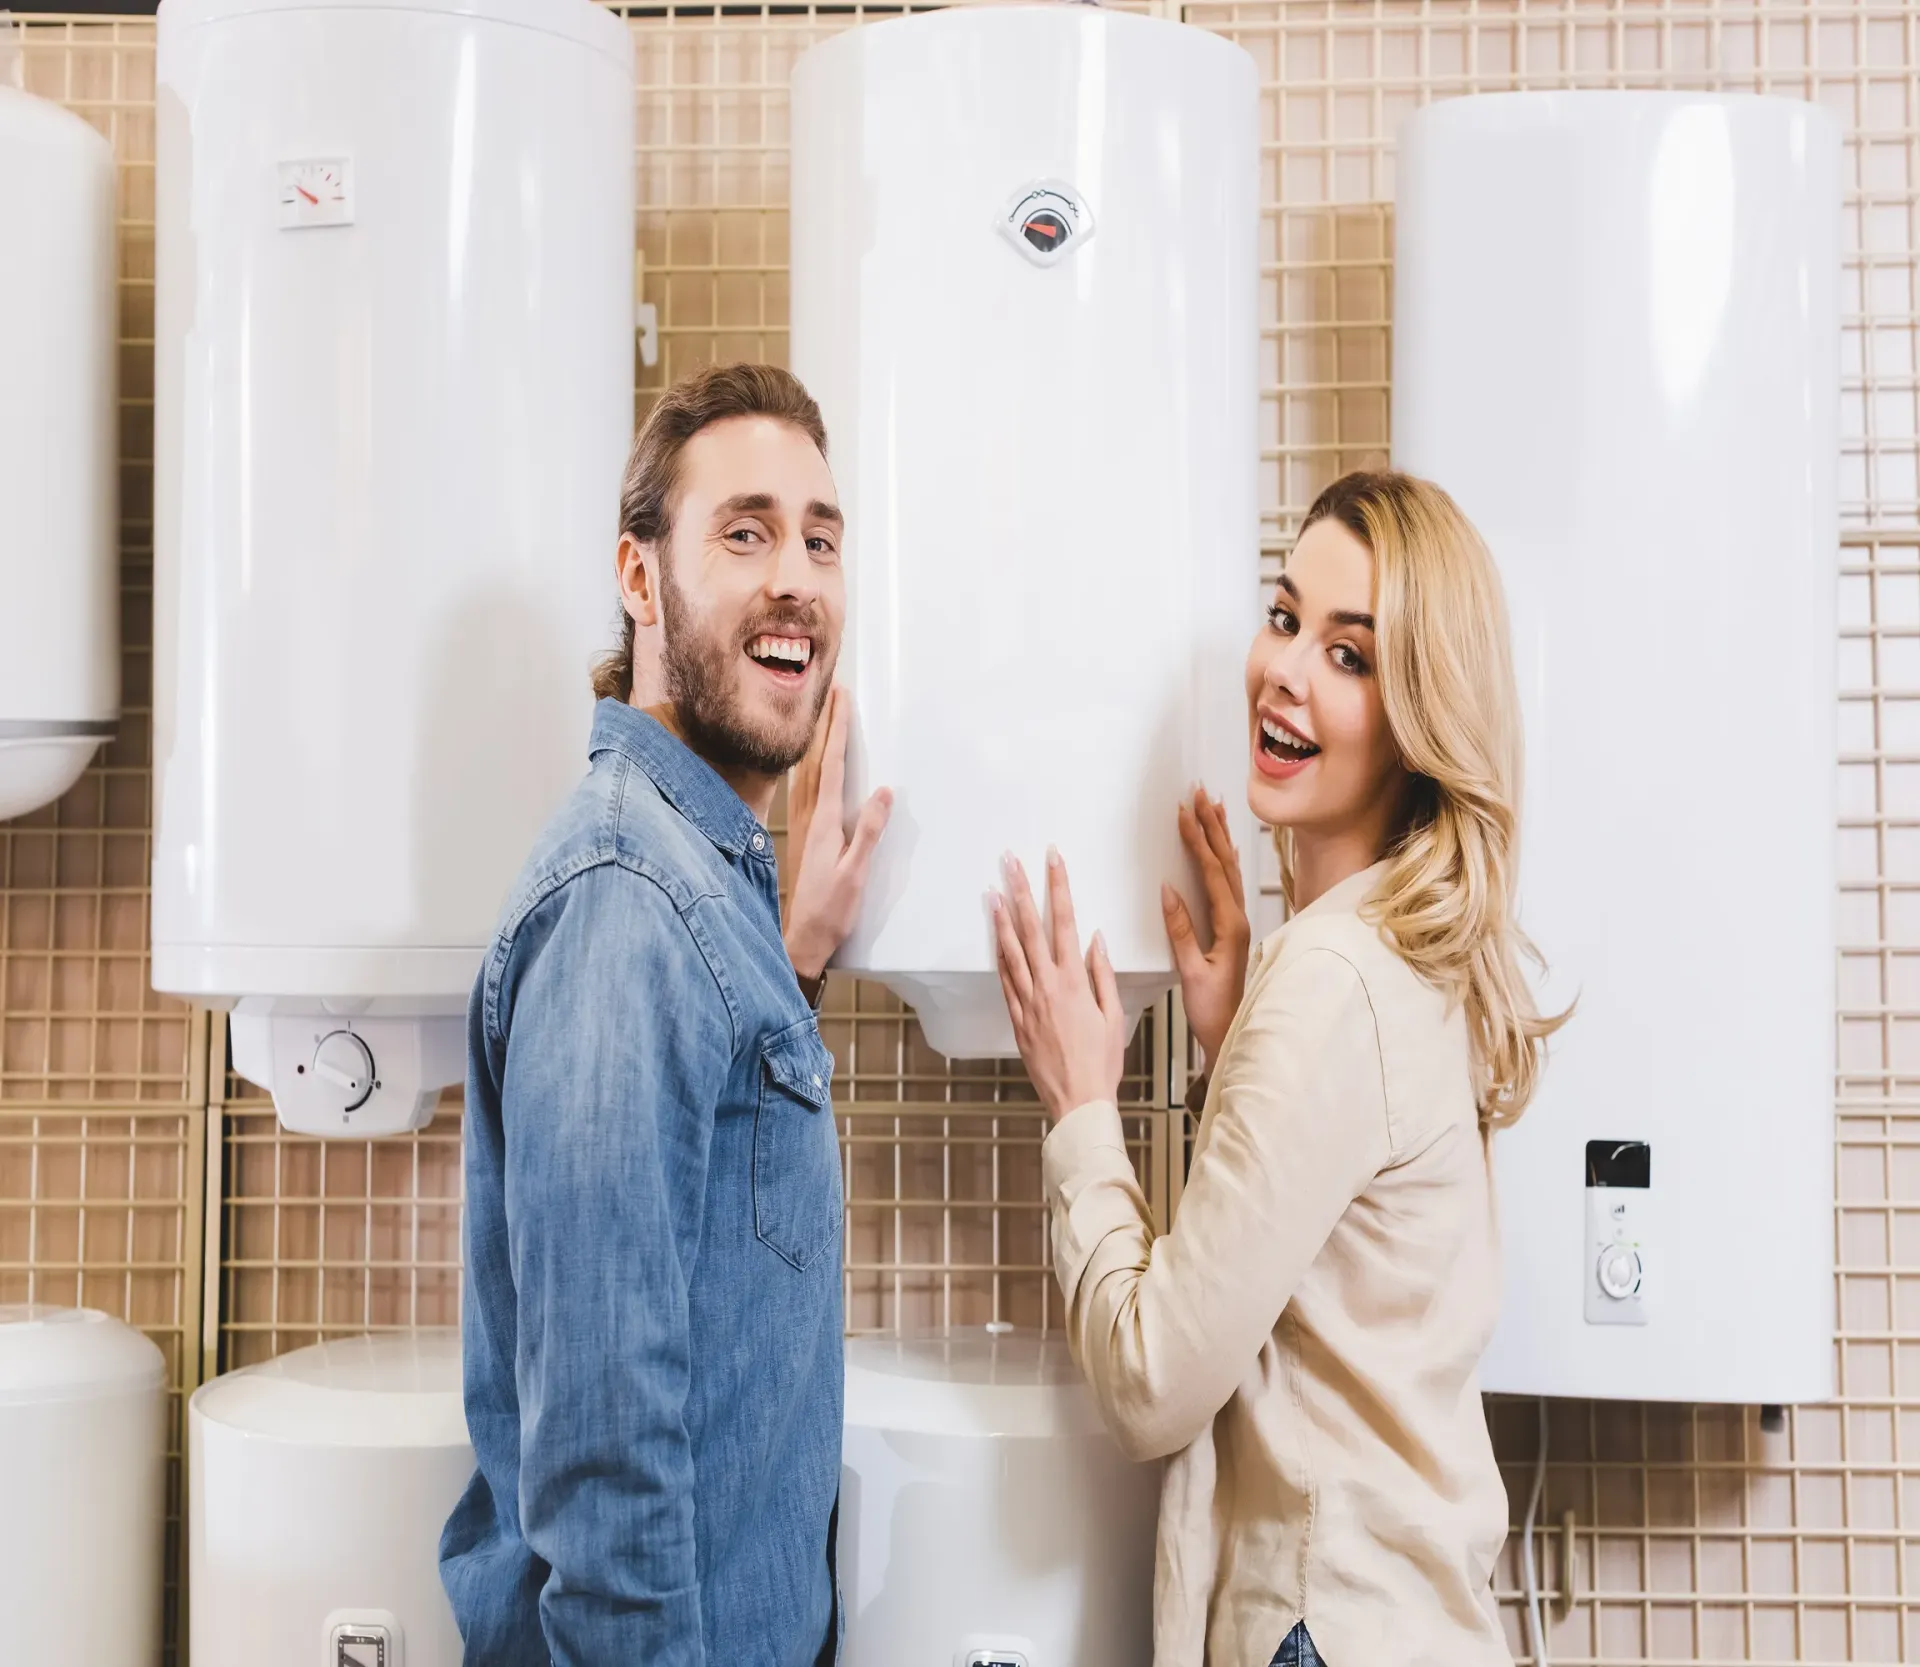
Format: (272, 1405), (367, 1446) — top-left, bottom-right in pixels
(7, 2), (1916, 1663)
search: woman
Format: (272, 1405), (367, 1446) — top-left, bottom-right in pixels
(990, 470), (1564, 1667)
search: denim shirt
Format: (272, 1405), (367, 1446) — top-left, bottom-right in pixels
(441, 699), (844, 1667)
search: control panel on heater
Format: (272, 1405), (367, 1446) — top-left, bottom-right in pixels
(1584, 1140), (1650, 1327)
(959, 1642), (1034, 1667)
(324, 1611), (402, 1667)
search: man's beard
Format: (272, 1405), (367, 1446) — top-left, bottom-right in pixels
(658, 562), (832, 775)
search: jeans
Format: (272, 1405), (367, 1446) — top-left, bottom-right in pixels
(1269, 1621), (1328, 1667)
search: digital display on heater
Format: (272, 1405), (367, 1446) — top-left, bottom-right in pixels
(1585, 1140), (1650, 1189)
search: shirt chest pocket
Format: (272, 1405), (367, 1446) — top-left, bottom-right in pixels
(752, 1018), (842, 1271)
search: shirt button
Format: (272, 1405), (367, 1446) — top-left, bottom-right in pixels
(813, 1074), (823, 1087)
(750, 831), (766, 851)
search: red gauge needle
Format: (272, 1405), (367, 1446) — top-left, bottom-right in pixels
(296, 186), (319, 205)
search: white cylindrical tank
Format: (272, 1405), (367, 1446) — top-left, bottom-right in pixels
(190, 1329), (474, 1667)
(0, 79), (120, 821)
(841, 1330), (1159, 1667)
(791, 9), (1260, 1058)
(1393, 92), (1840, 1403)
(152, 0), (635, 1134)
(0, 1307), (167, 1667)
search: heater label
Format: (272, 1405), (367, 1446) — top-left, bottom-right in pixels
(999, 180), (1093, 267)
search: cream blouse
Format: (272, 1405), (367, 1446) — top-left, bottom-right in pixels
(1042, 862), (1511, 1667)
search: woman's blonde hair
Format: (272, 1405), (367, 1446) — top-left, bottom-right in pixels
(1281, 469), (1568, 1128)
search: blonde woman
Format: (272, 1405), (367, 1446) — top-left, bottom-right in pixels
(989, 470), (1564, 1667)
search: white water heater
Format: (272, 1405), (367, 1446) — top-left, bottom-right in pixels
(0, 72), (120, 821)
(0, 1307), (166, 1667)
(190, 1330), (473, 1667)
(1393, 92), (1840, 1403)
(152, 0), (634, 1135)
(840, 1331), (1159, 1667)
(791, 8), (1260, 1058)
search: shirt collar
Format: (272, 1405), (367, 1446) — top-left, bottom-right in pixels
(1289, 858), (1389, 925)
(587, 698), (775, 864)
(1252, 857), (1389, 969)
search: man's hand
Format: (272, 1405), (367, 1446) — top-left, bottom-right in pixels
(783, 686), (892, 981)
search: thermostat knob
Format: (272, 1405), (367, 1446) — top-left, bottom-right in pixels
(1597, 1245), (1642, 1300)
(312, 1030), (375, 1113)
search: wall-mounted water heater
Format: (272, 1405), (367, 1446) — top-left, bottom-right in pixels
(152, 0), (635, 1136)
(1393, 92), (1840, 1404)
(791, 7), (1261, 1058)
(840, 1330), (1160, 1667)
(0, 59), (120, 821)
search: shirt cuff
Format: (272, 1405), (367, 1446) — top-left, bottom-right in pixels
(1042, 1099), (1132, 1200)
(1042, 1098), (1149, 1312)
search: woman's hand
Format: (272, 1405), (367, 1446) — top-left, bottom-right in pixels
(783, 686), (893, 981)
(1161, 788), (1251, 1072)
(991, 850), (1127, 1123)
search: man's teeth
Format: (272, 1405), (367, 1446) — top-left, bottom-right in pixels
(748, 634), (811, 670)
(1261, 717), (1318, 757)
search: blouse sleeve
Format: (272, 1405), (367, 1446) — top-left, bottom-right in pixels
(1040, 946), (1392, 1461)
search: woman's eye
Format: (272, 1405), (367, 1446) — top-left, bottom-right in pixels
(1266, 604), (1298, 636)
(1332, 644), (1370, 675)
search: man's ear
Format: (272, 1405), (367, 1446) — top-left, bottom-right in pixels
(617, 532), (661, 629)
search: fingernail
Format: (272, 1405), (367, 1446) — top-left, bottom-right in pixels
(1047, 845), (1062, 870)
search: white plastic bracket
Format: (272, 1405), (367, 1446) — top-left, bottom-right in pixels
(231, 1010), (462, 1139)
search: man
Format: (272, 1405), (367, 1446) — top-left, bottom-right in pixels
(441, 363), (891, 1665)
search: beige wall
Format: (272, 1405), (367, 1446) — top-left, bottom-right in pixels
(2, 2), (1912, 1660)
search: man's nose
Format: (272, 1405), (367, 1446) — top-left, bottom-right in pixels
(768, 528), (820, 600)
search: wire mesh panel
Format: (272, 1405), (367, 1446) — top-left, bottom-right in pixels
(212, 1065), (464, 1372)
(842, 1103), (1166, 1335)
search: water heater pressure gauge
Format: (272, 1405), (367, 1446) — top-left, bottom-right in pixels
(277, 158), (353, 228)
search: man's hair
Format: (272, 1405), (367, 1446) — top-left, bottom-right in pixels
(591, 363), (829, 703)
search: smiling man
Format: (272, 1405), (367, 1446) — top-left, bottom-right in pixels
(441, 364), (891, 1667)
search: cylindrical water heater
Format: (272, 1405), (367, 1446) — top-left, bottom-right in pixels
(190, 1329), (473, 1667)
(0, 1307), (166, 1666)
(791, 9), (1261, 1058)
(840, 1331), (1159, 1667)
(0, 78), (120, 821)
(152, 0), (635, 1135)
(1393, 93), (1840, 1403)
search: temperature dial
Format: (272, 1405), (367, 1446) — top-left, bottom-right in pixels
(1596, 1245), (1643, 1301)
(311, 1030), (375, 1113)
